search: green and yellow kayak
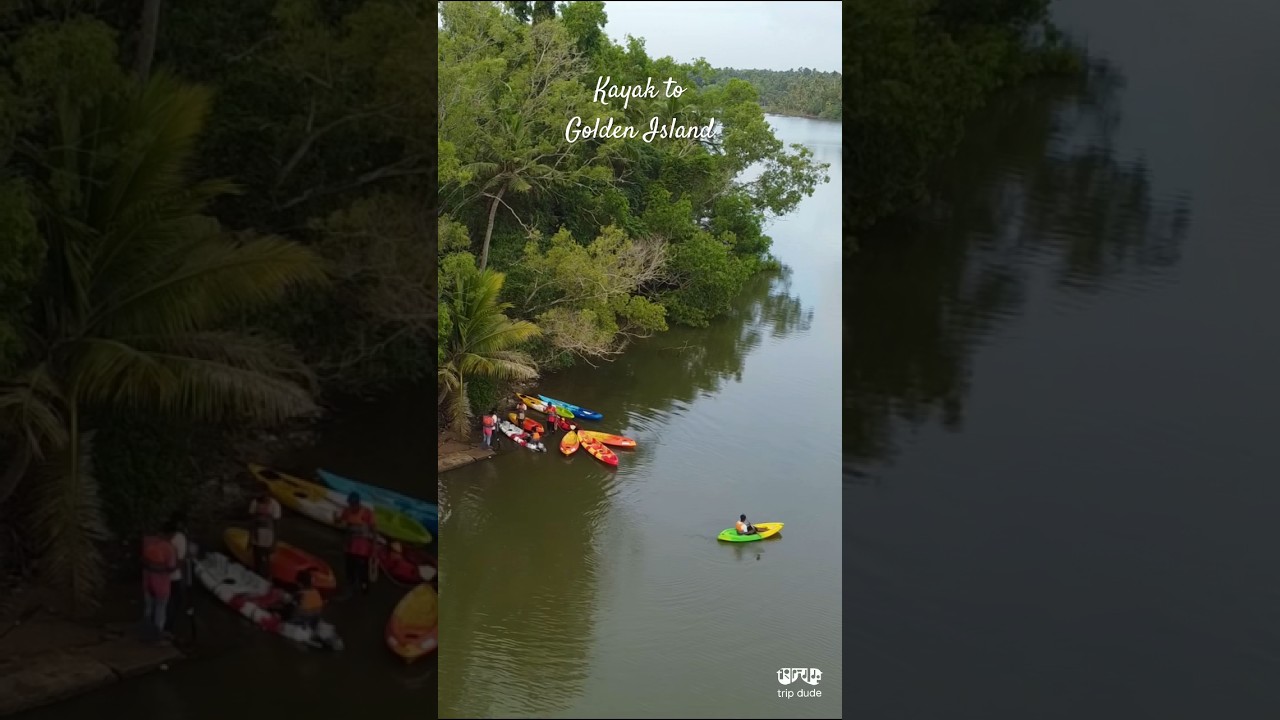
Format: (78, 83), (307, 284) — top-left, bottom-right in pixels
(250, 464), (433, 545)
(716, 522), (784, 542)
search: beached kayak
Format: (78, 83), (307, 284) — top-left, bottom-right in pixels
(194, 551), (343, 650)
(317, 468), (439, 538)
(223, 527), (338, 591)
(560, 429), (580, 456)
(508, 412), (544, 434)
(387, 584), (438, 663)
(537, 394), (603, 421)
(579, 432), (619, 467)
(252, 464), (433, 545)
(716, 522), (784, 542)
(578, 430), (636, 448)
(498, 419), (546, 452)
(515, 393), (574, 419)
(375, 541), (438, 585)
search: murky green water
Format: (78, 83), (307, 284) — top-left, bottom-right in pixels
(17, 388), (438, 719)
(848, 1), (1280, 717)
(439, 115), (843, 718)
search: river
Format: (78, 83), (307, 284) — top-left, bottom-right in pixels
(848, 1), (1280, 718)
(16, 388), (438, 718)
(439, 115), (843, 718)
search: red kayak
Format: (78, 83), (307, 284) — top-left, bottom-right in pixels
(508, 412), (544, 435)
(376, 542), (438, 585)
(579, 433), (619, 467)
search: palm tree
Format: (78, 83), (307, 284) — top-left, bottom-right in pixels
(0, 71), (328, 611)
(438, 260), (539, 436)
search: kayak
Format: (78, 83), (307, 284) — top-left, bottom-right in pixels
(716, 522), (784, 542)
(317, 468), (439, 538)
(515, 393), (574, 419)
(223, 527), (338, 591)
(578, 430), (636, 448)
(194, 551), (344, 650)
(578, 432), (619, 467)
(560, 429), (580, 456)
(498, 419), (546, 452)
(537, 394), (603, 421)
(387, 584), (438, 663)
(508, 412), (544, 434)
(375, 541), (438, 585)
(252, 464), (433, 545)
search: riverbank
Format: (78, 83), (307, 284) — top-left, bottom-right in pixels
(0, 584), (184, 717)
(438, 429), (495, 474)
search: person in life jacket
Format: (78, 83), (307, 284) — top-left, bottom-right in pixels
(482, 408), (496, 448)
(528, 429), (543, 450)
(736, 514), (758, 536)
(515, 400), (527, 422)
(141, 522), (179, 641)
(335, 492), (377, 596)
(248, 486), (282, 577)
(291, 570), (325, 630)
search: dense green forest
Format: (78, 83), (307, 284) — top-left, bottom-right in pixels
(0, 0), (433, 608)
(846, 0), (1083, 248)
(706, 68), (842, 120)
(437, 1), (830, 433)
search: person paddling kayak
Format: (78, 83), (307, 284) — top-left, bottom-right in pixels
(735, 515), (758, 536)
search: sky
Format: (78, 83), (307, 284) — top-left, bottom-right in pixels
(601, 1), (842, 73)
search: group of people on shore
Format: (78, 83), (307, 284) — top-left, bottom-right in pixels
(137, 485), (383, 644)
(479, 398), (578, 451)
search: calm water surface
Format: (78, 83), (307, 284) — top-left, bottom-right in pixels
(440, 115), (843, 718)
(17, 389), (437, 719)
(848, 1), (1280, 718)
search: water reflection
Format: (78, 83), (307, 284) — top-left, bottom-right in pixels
(845, 60), (1193, 472)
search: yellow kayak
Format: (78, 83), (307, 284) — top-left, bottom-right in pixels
(515, 393), (574, 419)
(560, 429), (580, 456)
(249, 464), (433, 545)
(387, 584), (438, 663)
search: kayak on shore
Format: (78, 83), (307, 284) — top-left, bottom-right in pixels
(318, 468), (438, 538)
(223, 527), (338, 592)
(515, 393), (574, 419)
(498, 419), (546, 451)
(508, 412), (544, 434)
(387, 584), (438, 663)
(578, 432), (619, 467)
(578, 430), (636, 448)
(251, 464), (433, 545)
(194, 551), (344, 650)
(537, 394), (603, 421)
(375, 540), (438, 585)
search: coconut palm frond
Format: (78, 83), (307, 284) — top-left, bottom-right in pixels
(27, 431), (109, 614)
(69, 335), (319, 425)
(0, 366), (68, 456)
(89, 234), (328, 337)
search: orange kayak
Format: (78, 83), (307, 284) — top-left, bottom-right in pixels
(387, 584), (438, 662)
(508, 412), (544, 434)
(579, 433), (619, 467)
(560, 429), (580, 456)
(578, 430), (636, 448)
(224, 528), (337, 592)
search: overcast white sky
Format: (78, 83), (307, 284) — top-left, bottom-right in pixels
(601, 1), (841, 72)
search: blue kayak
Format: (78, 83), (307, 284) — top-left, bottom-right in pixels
(536, 394), (603, 421)
(317, 469), (439, 538)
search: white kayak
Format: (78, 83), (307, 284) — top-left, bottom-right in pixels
(497, 419), (546, 452)
(194, 551), (344, 650)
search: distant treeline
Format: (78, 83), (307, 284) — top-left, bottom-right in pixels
(706, 67), (842, 120)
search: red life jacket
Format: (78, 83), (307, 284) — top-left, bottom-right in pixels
(482, 415), (495, 428)
(339, 506), (376, 557)
(142, 536), (175, 575)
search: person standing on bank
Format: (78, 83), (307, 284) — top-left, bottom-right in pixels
(247, 486), (282, 577)
(165, 512), (195, 642)
(140, 522), (179, 642)
(334, 492), (377, 597)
